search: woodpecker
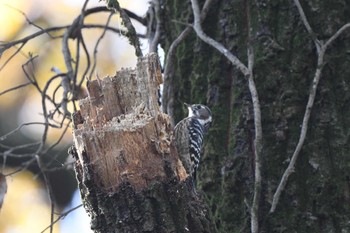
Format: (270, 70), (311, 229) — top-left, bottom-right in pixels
(174, 103), (212, 182)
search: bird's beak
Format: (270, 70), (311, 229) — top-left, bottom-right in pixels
(184, 102), (190, 107)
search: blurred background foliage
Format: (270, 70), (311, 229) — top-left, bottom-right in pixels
(0, 0), (148, 232)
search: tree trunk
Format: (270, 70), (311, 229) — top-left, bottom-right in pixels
(71, 53), (217, 233)
(161, 0), (350, 232)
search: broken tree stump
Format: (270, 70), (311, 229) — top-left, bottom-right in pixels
(71, 53), (217, 233)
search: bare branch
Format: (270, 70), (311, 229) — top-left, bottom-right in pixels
(4, 4), (47, 33)
(162, 27), (191, 116)
(324, 23), (350, 49)
(0, 82), (32, 96)
(36, 155), (55, 233)
(190, 0), (249, 76)
(148, 0), (161, 53)
(40, 204), (83, 233)
(62, 2), (88, 84)
(0, 142), (40, 165)
(201, 0), (215, 21)
(43, 119), (71, 154)
(35, 74), (65, 155)
(77, 35), (91, 90)
(0, 43), (26, 72)
(0, 122), (59, 141)
(246, 9), (262, 233)
(89, 12), (114, 80)
(269, 52), (322, 211)
(0, 27), (66, 55)
(3, 157), (37, 176)
(248, 75), (262, 233)
(0, 6), (146, 58)
(293, 0), (320, 52)
(123, 8), (147, 26)
(189, 1), (263, 232)
(162, 0), (217, 115)
(270, 2), (350, 213)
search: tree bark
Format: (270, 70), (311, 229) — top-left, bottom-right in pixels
(161, 0), (350, 232)
(71, 53), (217, 233)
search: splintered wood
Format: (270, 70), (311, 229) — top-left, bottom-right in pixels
(72, 53), (187, 192)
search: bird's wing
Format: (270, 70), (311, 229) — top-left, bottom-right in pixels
(174, 118), (193, 175)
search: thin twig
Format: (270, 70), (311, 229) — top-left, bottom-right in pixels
(61, 27), (74, 83)
(0, 141), (39, 150)
(0, 27), (66, 55)
(0, 82), (32, 96)
(40, 204), (83, 233)
(22, 57), (63, 114)
(77, 35), (91, 89)
(4, 4), (46, 33)
(0, 142), (40, 162)
(62, 1), (89, 83)
(21, 54), (39, 83)
(0, 43), (26, 72)
(0, 122), (58, 141)
(0, 5), (144, 56)
(34, 119), (72, 177)
(44, 119), (71, 154)
(72, 0), (90, 97)
(3, 157), (37, 176)
(324, 23), (350, 48)
(36, 155), (55, 233)
(35, 74), (64, 154)
(89, 12), (114, 80)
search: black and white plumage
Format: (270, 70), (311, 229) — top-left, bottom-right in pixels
(174, 103), (212, 180)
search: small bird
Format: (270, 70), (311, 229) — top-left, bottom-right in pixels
(174, 103), (212, 184)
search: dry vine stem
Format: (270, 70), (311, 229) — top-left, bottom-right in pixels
(270, 0), (350, 213)
(189, 0), (262, 232)
(162, 0), (216, 118)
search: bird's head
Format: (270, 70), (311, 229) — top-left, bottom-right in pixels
(185, 103), (212, 131)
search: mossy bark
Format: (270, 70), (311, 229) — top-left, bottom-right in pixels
(161, 0), (350, 232)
